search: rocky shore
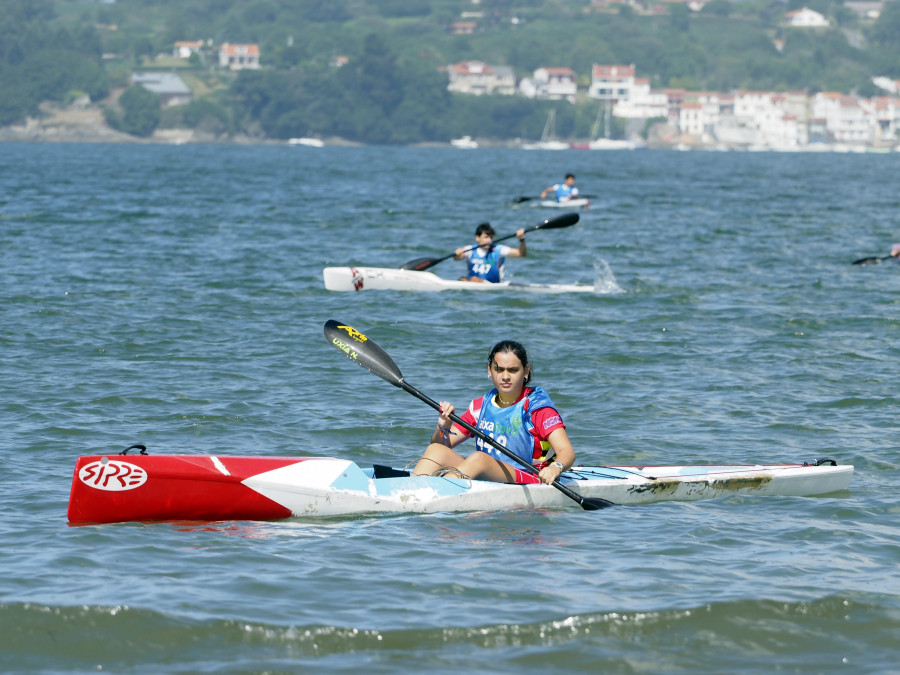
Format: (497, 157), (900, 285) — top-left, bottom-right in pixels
(0, 101), (269, 145)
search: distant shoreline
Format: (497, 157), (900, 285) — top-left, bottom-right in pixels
(2, 102), (897, 153)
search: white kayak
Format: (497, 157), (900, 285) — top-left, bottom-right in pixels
(540, 198), (590, 209)
(323, 266), (597, 293)
(68, 453), (853, 524)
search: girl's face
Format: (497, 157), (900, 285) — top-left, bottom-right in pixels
(475, 232), (494, 247)
(488, 350), (529, 398)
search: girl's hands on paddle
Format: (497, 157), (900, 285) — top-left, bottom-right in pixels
(437, 401), (455, 429)
(538, 463), (563, 485)
(431, 401), (456, 447)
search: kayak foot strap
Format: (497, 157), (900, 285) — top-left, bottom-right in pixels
(803, 458), (837, 467)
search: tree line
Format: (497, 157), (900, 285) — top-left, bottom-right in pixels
(1, 0), (898, 141)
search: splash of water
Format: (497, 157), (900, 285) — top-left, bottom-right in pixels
(593, 257), (624, 294)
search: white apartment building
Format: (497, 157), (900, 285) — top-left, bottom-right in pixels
(679, 102), (705, 136)
(812, 92), (872, 144)
(588, 64), (636, 102)
(447, 61), (516, 96)
(218, 43), (260, 70)
(860, 97), (898, 141)
(612, 78), (669, 118)
(524, 67), (577, 102)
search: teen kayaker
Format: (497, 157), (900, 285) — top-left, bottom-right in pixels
(454, 222), (526, 283)
(540, 173), (579, 203)
(412, 340), (575, 485)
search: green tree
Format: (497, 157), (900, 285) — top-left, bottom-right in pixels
(703, 0), (731, 18)
(868, 0), (900, 75)
(119, 85), (160, 136)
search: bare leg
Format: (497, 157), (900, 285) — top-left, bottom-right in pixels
(412, 443), (466, 476)
(457, 451), (519, 483)
(414, 447), (520, 483)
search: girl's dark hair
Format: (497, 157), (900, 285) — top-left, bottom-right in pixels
(487, 340), (532, 384)
(475, 222), (495, 237)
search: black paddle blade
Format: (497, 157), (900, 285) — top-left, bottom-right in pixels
(399, 257), (437, 271)
(538, 212), (579, 230)
(580, 497), (614, 510)
(852, 256), (883, 266)
(324, 320), (404, 387)
(512, 196), (535, 204)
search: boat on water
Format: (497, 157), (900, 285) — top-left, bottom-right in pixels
(323, 266), (596, 293)
(588, 138), (639, 150)
(538, 197), (590, 209)
(521, 110), (570, 150)
(67, 452), (853, 524)
(288, 137), (324, 147)
(450, 136), (478, 149)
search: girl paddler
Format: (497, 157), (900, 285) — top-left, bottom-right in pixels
(412, 340), (575, 484)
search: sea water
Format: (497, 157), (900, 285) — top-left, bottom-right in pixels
(1, 142), (898, 673)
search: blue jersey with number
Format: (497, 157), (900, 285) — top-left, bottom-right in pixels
(552, 183), (579, 202)
(472, 386), (559, 467)
(464, 244), (511, 282)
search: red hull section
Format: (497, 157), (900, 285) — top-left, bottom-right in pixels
(67, 455), (306, 524)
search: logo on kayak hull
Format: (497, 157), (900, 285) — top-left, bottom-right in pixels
(350, 266), (364, 291)
(78, 459), (147, 491)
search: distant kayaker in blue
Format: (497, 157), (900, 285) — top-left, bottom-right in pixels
(541, 173), (579, 203)
(454, 222), (526, 283)
(412, 340), (576, 485)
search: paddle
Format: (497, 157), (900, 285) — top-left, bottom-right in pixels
(323, 319), (613, 511)
(399, 212), (580, 272)
(852, 255), (891, 266)
(512, 194), (597, 204)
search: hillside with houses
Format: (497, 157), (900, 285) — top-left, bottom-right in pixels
(1, 0), (899, 149)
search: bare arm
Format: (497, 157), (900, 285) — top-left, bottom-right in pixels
(537, 426), (576, 485)
(506, 229), (526, 258)
(430, 401), (466, 448)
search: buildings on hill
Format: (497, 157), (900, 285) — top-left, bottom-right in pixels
(446, 59), (900, 149)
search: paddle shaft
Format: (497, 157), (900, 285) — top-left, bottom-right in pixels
(400, 212), (579, 271)
(400, 230), (527, 272)
(397, 380), (609, 509)
(514, 194), (596, 203)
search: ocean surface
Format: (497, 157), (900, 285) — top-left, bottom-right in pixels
(1, 142), (898, 673)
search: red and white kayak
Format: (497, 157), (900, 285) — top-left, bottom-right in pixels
(67, 451), (853, 524)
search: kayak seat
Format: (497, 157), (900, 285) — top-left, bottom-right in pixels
(373, 464), (411, 479)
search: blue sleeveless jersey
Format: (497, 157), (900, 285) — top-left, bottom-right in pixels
(553, 184), (577, 202)
(473, 386), (558, 467)
(465, 245), (508, 282)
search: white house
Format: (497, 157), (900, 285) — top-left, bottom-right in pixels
(447, 61), (516, 96)
(612, 78), (669, 118)
(679, 102), (705, 136)
(219, 43), (260, 70)
(812, 92), (871, 144)
(173, 41), (204, 59)
(862, 97), (899, 141)
(588, 64), (636, 102)
(524, 67), (577, 102)
(784, 7), (829, 27)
